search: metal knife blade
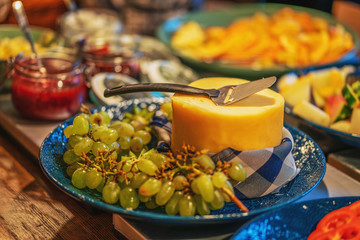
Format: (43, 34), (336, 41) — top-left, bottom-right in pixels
(213, 76), (277, 105)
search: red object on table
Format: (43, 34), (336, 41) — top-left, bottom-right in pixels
(83, 39), (141, 79)
(308, 200), (360, 240)
(11, 53), (87, 120)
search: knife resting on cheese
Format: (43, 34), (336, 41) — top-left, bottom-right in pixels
(103, 76), (276, 106)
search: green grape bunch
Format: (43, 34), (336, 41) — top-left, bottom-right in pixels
(62, 103), (248, 216)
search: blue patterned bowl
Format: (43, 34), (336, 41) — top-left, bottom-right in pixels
(231, 196), (360, 240)
(39, 97), (326, 225)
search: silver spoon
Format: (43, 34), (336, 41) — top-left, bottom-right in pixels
(12, 1), (45, 72)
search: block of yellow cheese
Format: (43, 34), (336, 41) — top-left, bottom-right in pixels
(171, 77), (285, 153)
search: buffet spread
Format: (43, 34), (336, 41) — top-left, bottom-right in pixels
(0, 1), (360, 239)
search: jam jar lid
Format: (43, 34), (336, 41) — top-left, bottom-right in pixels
(13, 52), (83, 79)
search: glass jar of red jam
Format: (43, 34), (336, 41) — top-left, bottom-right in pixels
(11, 53), (87, 120)
(83, 35), (142, 79)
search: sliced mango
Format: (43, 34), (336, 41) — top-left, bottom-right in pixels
(293, 100), (330, 127)
(279, 76), (311, 107)
(311, 68), (345, 98)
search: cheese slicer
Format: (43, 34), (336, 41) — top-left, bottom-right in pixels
(104, 76), (276, 106)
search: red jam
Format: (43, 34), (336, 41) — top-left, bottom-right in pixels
(83, 37), (141, 79)
(11, 54), (87, 120)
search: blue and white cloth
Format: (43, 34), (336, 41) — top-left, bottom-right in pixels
(150, 114), (300, 199)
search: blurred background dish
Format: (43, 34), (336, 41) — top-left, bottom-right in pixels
(82, 34), (142, 79)
(0, 24), (58, 91)
(156, 3), (360, 80)
(277, 63), (360, 148)
(89, 72), (151, 105)
(58, 7), (123, 47)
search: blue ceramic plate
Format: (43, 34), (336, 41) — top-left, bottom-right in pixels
(39, 97), (326, 225)
(156, 3), (359, 80)
(231, 196), (360, 240)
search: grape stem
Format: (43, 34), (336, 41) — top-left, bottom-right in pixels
(221, 187), (249, 212)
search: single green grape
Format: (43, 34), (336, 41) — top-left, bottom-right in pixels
(212, 172), (228, 189)
(137, 158), (158, 176)
(130, 120), (145, 132)
(130, 172), (149, 189)
(130, 137), (143, 152)
(134, 130), (151, 145)
(66, 162), (81, 177)
(110, 121), (135, 138)
(192, 154), (215, 171)
(179, 195), (196, 216)
(117, 160), (134, 175)
(228, 162), (246, 182)
(102, 182), (121, 204)
(63, 149), (81, 165)
(155, 181), (175, 206)
(149, 152), (167, 167)
(72, 115), (89, 135)
(89, 124), (99, 136)
(194, 194), (210, 216)
(196, 175), (214, 202)
(99, 110), (111, 126)
(92, 141), (109, 157)
(165, 191), (184, 215)
(138, 191), (150, 203)
(68, 135), (83, 148)
(64, 125), (74, 138)
(222, 181), (234, 202)
(89, 112), (103, 125)
(160, 102), (172, 120)
(190, 178), (200, 194)
(85, 169), (104, 189)
(133, 114), (148, 125)
(210, 189), (224, 210)
(92, 125), (108, 141)
(119, 187), (140, 210)
(71, 168), (87, 189)
(73, 136), (93, 156)
(109, 142), (121, 154)
(173, 175), (188, 190)
(144, 197), (159, 210)
(100, 128), (119, 145)
(118, 136), (131, 150)
(139, 178), (162, 197)
(96, 177), (105, 193)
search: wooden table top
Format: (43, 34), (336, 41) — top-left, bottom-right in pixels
(0, 126), (119, 240)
